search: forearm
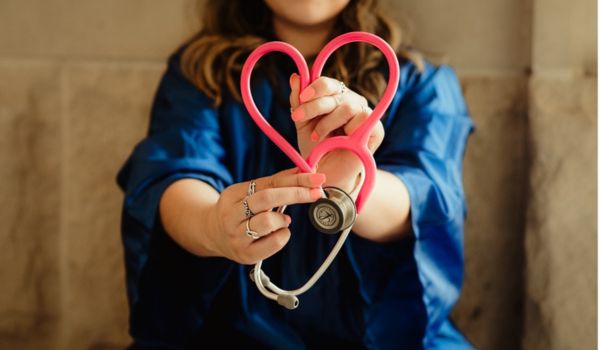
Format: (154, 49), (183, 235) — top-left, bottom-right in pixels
(159, 178), (220, 257)
(351, 170), (412, 242)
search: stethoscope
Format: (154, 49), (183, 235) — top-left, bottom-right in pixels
(240, 31), (400, 309)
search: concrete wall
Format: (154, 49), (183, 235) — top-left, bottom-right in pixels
(524, 0), (597, 349)
(0, 0), (595, 349)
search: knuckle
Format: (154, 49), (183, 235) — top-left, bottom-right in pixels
(267, 175), (275, 189)
(312, 99), (324, 112)
(273, 229), (291, 248)
(325, 77), (338, 90)
(316, 77), (329, 90)
(263, 213), (276, 231)
(261, 189), (275, 204)
(339, 102), (353, 116)
(315, 122), (326, 136)
(296, 187), (308, 201)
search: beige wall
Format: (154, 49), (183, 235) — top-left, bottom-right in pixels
(0, 0), (595, 349)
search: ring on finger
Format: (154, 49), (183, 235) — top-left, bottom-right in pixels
(245, 217), (260, 240)
(338, 81), (347, 95)
(247, 180), (256, 196)
(242, 196), (255, 218)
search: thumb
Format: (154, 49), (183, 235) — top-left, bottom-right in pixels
(289, 73), (300, 110)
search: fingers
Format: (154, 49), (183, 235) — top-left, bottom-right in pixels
(232, 169), (327, 223)
(341, 105), (384, 152)
(253, 169), (326, 193)
(289, 73), (300, 110)
(247, 186), (323, 215)
(291, 77), (352, 123)
(299, 76), (344, 103)
(292, 83), (367, 123)
(230, 168), (325, 200)
(242, 228), (292, 264)
(291, 94), (338, 123)
(240, 211), (291, 239)
(312, 96), (362, 141)
(368, 121), (385, 152)
(227, 225), (292, 265)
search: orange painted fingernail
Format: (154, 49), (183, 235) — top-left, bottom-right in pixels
(310, 173), (326, 187)
(310, 130), (319, 142)
(291, 108), (304, 122)
(310, 188), (322, 200)
(289, 73), (298, 87)
(299, 87), (315, 103)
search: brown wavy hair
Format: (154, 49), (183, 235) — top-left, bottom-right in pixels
(180, 0), (423, 106)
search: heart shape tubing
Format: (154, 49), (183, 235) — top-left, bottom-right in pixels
(240, 31), (400, 212)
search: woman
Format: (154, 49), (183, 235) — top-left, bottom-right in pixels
(117, 0), (474, 348)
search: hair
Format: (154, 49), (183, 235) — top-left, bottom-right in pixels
(180, 0), (423, 107)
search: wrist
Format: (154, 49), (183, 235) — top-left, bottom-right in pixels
(319, 151), (362, 194)
(195, 203), (220, 257)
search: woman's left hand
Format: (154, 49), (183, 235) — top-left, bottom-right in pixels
(289, 73), (385, 192)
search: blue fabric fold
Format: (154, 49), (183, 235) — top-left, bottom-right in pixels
(117, 51), (475, 349)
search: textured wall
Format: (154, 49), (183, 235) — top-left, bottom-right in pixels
(523, 0), (597, 349)
(0, 0), (595, 349)
(0, 1), (198, 348)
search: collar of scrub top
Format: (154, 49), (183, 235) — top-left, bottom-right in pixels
(240, 31), (400, 310)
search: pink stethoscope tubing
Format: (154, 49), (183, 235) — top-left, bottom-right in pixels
(240, 31), (400, 213)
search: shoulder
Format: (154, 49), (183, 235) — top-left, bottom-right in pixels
(159, 49), (207, 102)
(147, 50), (221, 133)
(394, 58), (469, 117)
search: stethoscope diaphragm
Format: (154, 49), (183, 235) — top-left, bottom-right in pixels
(309, 187), (356, 234)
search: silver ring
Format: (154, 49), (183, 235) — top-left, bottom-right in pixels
(242, 196), (255, 218)
(247, 180), (256, 196)
(245, 217), (260, 239)
(338, 81), (347, 95)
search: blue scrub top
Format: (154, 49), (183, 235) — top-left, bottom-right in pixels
(117, 49), (475, 349)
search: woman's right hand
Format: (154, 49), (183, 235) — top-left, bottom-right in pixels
(204, 168), (326, 265)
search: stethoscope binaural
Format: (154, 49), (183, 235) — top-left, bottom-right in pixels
(240, 31), (400, 310)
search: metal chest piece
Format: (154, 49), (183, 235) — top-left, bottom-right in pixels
(308, 187), (356, 234)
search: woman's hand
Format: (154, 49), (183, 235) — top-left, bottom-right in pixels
(203, 168), (326, 264)
(289, 74), (385, 192)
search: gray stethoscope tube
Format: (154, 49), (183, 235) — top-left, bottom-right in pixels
(249, 176), (363, 310)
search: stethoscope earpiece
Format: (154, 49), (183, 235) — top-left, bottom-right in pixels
(277, 295), (300, 310)
(309, 187), (356, 234)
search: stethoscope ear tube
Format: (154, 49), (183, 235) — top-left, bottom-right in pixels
(242, 31), (400, 310)
(250, 224), (354, 310)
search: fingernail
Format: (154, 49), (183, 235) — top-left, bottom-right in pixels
(285, 215), (292, 225)
(289, 73), (298, 87)
(310, 188), (322, 200)
(310, 130), (319, 142)
(291, 108), (304, 122)
(310, 173), (326, 187)
(299, 87), (315, 103)
(368, 139), (375, 151)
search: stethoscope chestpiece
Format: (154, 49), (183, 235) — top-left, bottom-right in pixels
(308, 187), (356, 234)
